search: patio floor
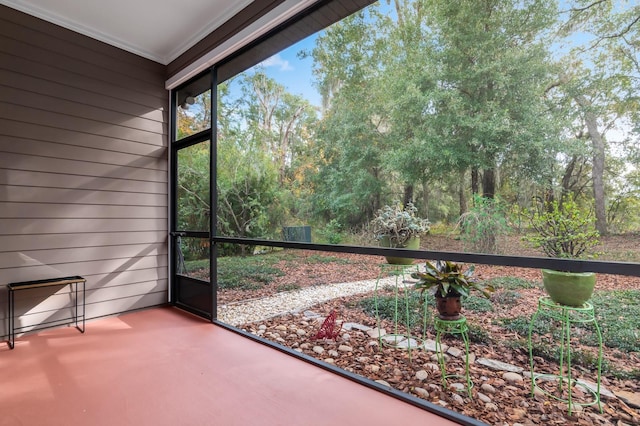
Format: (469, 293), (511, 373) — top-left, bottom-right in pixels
(1, 307), (463, 425)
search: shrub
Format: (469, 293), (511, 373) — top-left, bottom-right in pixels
(523, 197), (599, 259)
(370, 202), (430, 246)
(318, 219), (344, 244)
(458, 196), (510, 254)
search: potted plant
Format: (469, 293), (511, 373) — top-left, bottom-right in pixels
(412, 260), (494, 320)
(370, 202), (430, 264)
(524, 198), (600, 306)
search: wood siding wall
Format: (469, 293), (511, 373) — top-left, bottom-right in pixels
(0, 5), (169, 338)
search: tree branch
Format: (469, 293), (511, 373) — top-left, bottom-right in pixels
(566, 0), (607, 14)
(178, 184), (210, 209)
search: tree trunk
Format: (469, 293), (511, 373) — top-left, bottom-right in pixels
(459, 169), (467, 217)
(471, 168), (479, 195)
(560, 155), (578, 204)
(576, 95), (607, 235)
(482, 168), (496, 199)
(403, 185), (414, 207)
(421, 177), (430, 221)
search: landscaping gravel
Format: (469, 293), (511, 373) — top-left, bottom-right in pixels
(218, 274), (413, 326)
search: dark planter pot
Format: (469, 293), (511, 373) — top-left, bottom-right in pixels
(542, 269), (596, 307)
(435, 294), (462, 320)
(379, 235), (420, 265)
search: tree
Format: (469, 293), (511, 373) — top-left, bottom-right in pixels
(240, 71), (318, 186)
(176, 91), (211, 139)
(422, 0), (561, 200)
(308, 9), (391, 225)
(213, 72), (320, 250)
(378, 0), (440, 206)
(556, 0), (640, 235)
(176, 142), (210, 260)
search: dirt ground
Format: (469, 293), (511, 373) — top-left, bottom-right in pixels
(226, 234), (640, 425)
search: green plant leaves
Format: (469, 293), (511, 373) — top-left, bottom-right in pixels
(412, 260), (493, 298)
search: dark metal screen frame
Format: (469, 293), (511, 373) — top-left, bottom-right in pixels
(211, 237), (640, 277)
(169, 69), (216, 321)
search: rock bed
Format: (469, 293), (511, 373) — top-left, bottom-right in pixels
(242, 306), (640, 425)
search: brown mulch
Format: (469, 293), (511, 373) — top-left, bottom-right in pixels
(245, 287), (640, 425)
(217, 251), (383, 305)
(226, 234), (640, 425)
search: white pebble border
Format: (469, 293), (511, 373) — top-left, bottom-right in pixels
(218, 274), (416, 326)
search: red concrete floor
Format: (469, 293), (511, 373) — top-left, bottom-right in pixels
(1, 307), (464, 426)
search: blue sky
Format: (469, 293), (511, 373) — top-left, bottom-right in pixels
(222, 32), (322, 110)
(258, 33), (321, 107)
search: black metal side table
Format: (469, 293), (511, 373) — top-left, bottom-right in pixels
(7, 276), (86, 349)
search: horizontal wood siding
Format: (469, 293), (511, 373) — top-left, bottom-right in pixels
(0, 5), (169, 338)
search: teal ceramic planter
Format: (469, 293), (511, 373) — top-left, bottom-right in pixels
(542, 269), (596, 307)
(379, 235), (420, 265)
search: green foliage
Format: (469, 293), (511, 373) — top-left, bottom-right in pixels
(491, 289), (522, 307)
(184, 259), (210, 270)
(420, 0), (561, 196)
(217, 255), (284, 290)
(177, 145), (210, 230)
(217, 142), (283, 253)
(515, 339), (614, 374)
(501, 315), (554, 337)
(607, 176), (640, 233)
(524, 197), (600, 258)
(458, 196), (510, 254)
(609, 369), (640, 382)
(587, 290), (640, 352)
(358, 290), (425, 330)
(504, 290), (640, 353)
(173, 0), (640, 258)
(304, 254), (353, 265)
(215, 72), (319, 255)
(412, 260), (494, 298)
(308, 10), (389, 226)
(276, 283), (301, 292)
(317, 219), (344, 244)
(467, 323), (493, 344)
(462, 295), (494, 313)
(370, 202), (430, 246)
(486, 276), (540, 290)
(177, 90), (211, 139)
(183, 258), (209, 276)
(177, 144), (210, 260)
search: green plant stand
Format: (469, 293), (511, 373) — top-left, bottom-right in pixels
(374, 264), (426, 360)
(434, 316), (472, 397)
(528, 297), (603, 415)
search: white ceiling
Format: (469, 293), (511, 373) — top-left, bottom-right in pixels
(1, 0), (254, 64)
